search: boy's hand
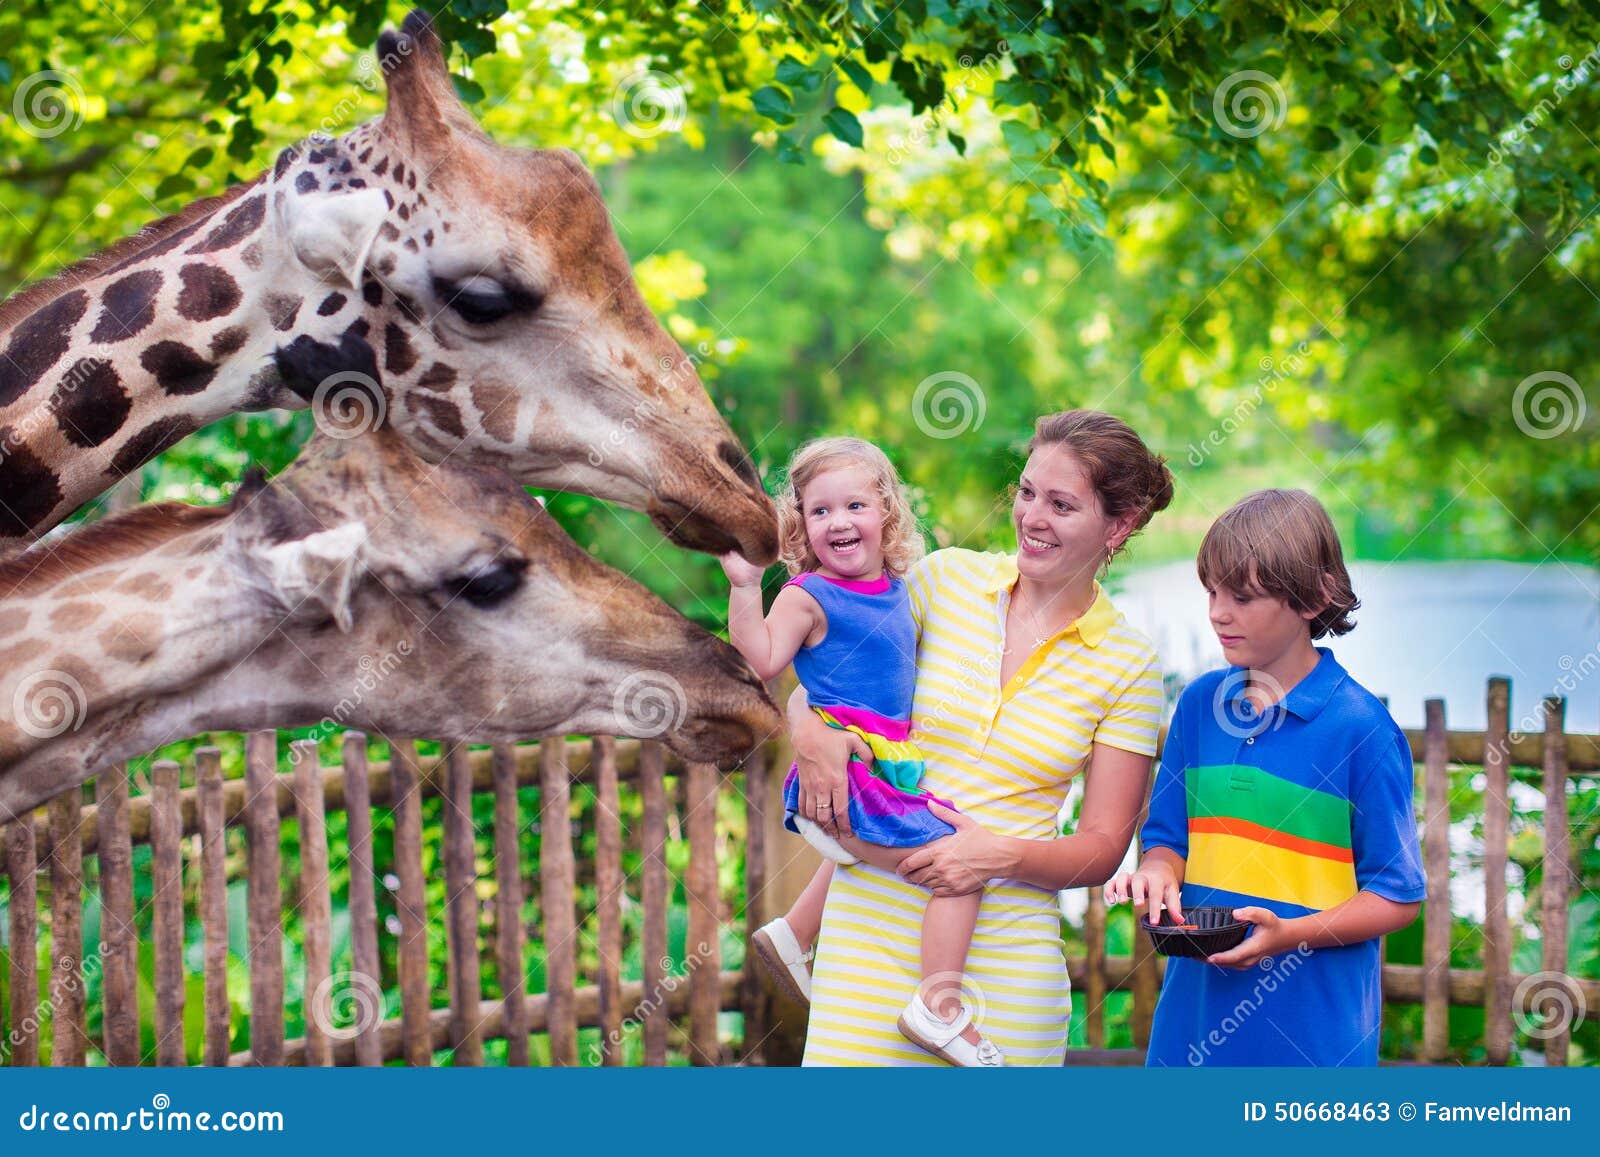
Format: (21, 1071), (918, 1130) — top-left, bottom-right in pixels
(720, 551), (767, 588)
(1205, 907), (1295, 969)
(1103, 863), (1182, 925)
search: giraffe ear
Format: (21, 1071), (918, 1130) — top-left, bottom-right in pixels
(258, 522), (370, 633)
(282, 187), (388, 289)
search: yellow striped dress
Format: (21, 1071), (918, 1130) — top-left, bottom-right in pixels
(802, 548), (1164, 1065)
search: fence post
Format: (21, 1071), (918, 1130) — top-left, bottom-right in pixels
(1540, 696), (1572, 1065)
(1084, 888), (1107, 1050)
(685, 760), (722, 1065)
(1421, 699), (1451, 1062)
(151, 760), (185, 1066)
(442, 743), (484, 1066)
(97, 762), (139, 1066)
(491, 743), (529, 1066)
(739, 746), (771, 1064)
(292, 741), (334, 1068)
(341, 732), (383, 1068)
(48, 788), (87, 1066)
(390, 739), (432, 1067)
(594, 736), (624, 1066)
(244, 731), (284, 1066)
(640, 741), (669, 1066)
(196, 746), (230, 1067)
(5, 815), (40, 1066)
(1482, 677), (1512, 1065)
(539, 736), (578, 1066)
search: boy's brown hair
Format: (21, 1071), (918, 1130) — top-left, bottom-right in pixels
(1197, 488), (1359, 639)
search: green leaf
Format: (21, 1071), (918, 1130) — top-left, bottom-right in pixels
(947, 129), (967, 155)
(1308, 124), (1341, 152)
(1418, 144), (1439, 165)
(751, 84), (795, 125)
(183, 146), (215, 171)
(775, 133), (806, 165)
(840, 58), (874, 94)
(155, 173), (198, 200)
(776, 56), (823, 93)
(821, 105), (863, 148)
(451, 73), (486, 104)
(456, 26), (496, 58)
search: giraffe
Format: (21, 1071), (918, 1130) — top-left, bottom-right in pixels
(0, 8), (776, 563)
(0, 421), (780, 823)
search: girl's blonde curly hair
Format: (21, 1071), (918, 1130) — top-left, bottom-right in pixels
(776, 437), (925, 578)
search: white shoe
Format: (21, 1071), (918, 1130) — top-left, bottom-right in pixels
(897, 992), (1005, 1067)
(793, 815), (860, 865)
(751, 917), (813, 1006)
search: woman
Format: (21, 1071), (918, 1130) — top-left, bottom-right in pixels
(787, 409), (1174, 1064)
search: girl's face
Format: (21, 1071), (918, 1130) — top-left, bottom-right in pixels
(1012, 444), (1134, 587)
(1207, 577), (1320, 670)
(800, 465), (886, 579)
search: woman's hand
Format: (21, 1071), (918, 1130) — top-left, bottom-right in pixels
(790, 704), (871, 836)
(896, 803), (1013, 896)
(1204, 907), (1296, 969)
(1103, 859), (1182, 925)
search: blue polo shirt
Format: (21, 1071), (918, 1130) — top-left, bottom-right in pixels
(1141, 647), (1425, 1066)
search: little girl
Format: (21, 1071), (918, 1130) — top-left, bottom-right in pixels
(720, 437), (1003, 1066)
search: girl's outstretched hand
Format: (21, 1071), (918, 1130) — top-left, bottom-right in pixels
(720, 551), (767, 588)
(1103, 863), (1183, 926)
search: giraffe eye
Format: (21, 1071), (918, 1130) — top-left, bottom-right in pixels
(434, 276), (542, 325)
(443, 557), (527, 608)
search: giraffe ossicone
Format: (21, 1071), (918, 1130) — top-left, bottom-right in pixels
(0, 419), (780, 823)
(0, 7), (777, 564)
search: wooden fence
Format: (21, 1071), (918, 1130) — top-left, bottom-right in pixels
(0, 675), (1594, 1066)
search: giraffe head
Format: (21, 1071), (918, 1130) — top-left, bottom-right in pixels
(0, 425), (779, 822)
(260, 10), (777, 563)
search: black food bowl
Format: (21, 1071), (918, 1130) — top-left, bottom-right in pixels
(1141, 906), (1249, 959)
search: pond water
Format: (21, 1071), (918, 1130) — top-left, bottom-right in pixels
(1111, 559), (1600, 731)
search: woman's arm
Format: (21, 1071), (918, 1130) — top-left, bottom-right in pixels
(786, 684), (873, 835)
(898, 743), (1151, 895)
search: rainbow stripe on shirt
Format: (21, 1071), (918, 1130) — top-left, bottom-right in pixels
(1183, 763), (1358, 912)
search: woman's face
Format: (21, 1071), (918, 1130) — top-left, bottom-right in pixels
(1012, 444), (1133, 587)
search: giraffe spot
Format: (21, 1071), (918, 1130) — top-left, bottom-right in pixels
(307, 149), (327, 165)
(393, 162), (405, 184)
(188, 193), (266, 253)
(56, 569), (117, 596)
(358, 148), (372, 164)
(418, 362), (456, 392)
(362, 279), (384, 306)
(378, 221), (400, 242)
(177, 263), (242, 322)
(402, 238), (418, 254)
(50, 601), (102, 631)
(343, 317), (371, 341)
(317, 292), (348, 316)
(274, 147), (299, 179)
(51, 359), (130, 448)
(383, 190), (396, 210)
(209, 325), (250, 360)
(376, 253), (397, 276)
(423, 229), (434, 246)
(0, 607), (27, 635)
(413, 393), (465, 439)
(0, 434), (64, 536)
(406, 171), (417, 190)
(89, 270), (162, 343)
(107, 415), (198, 477)
(265, 293), (303, 332)
(240, 242), (264, 270)
(295, 170), (320, 194)
(141, 341), (216, 395)
(471, 380), (517, 443)
(0, 289), (89, 407)
(100, 612), (163, 664)
(0, 638), (48, 668)
(384, 323), (417, 375)
(373, 156), (389, 176)
(397, 203), (410, 222)
(348, 178), (367, 189)
(115, 571), (172, 600)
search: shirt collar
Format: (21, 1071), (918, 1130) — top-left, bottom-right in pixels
(1221, 646), (1347, 721)
(985, 553), (1119, 649)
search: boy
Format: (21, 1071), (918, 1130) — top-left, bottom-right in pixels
(1106, 488), (1424, 1066)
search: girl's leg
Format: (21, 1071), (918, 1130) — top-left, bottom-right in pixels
(919, 891), (983, 1046)
(783, 862), (834, 952)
